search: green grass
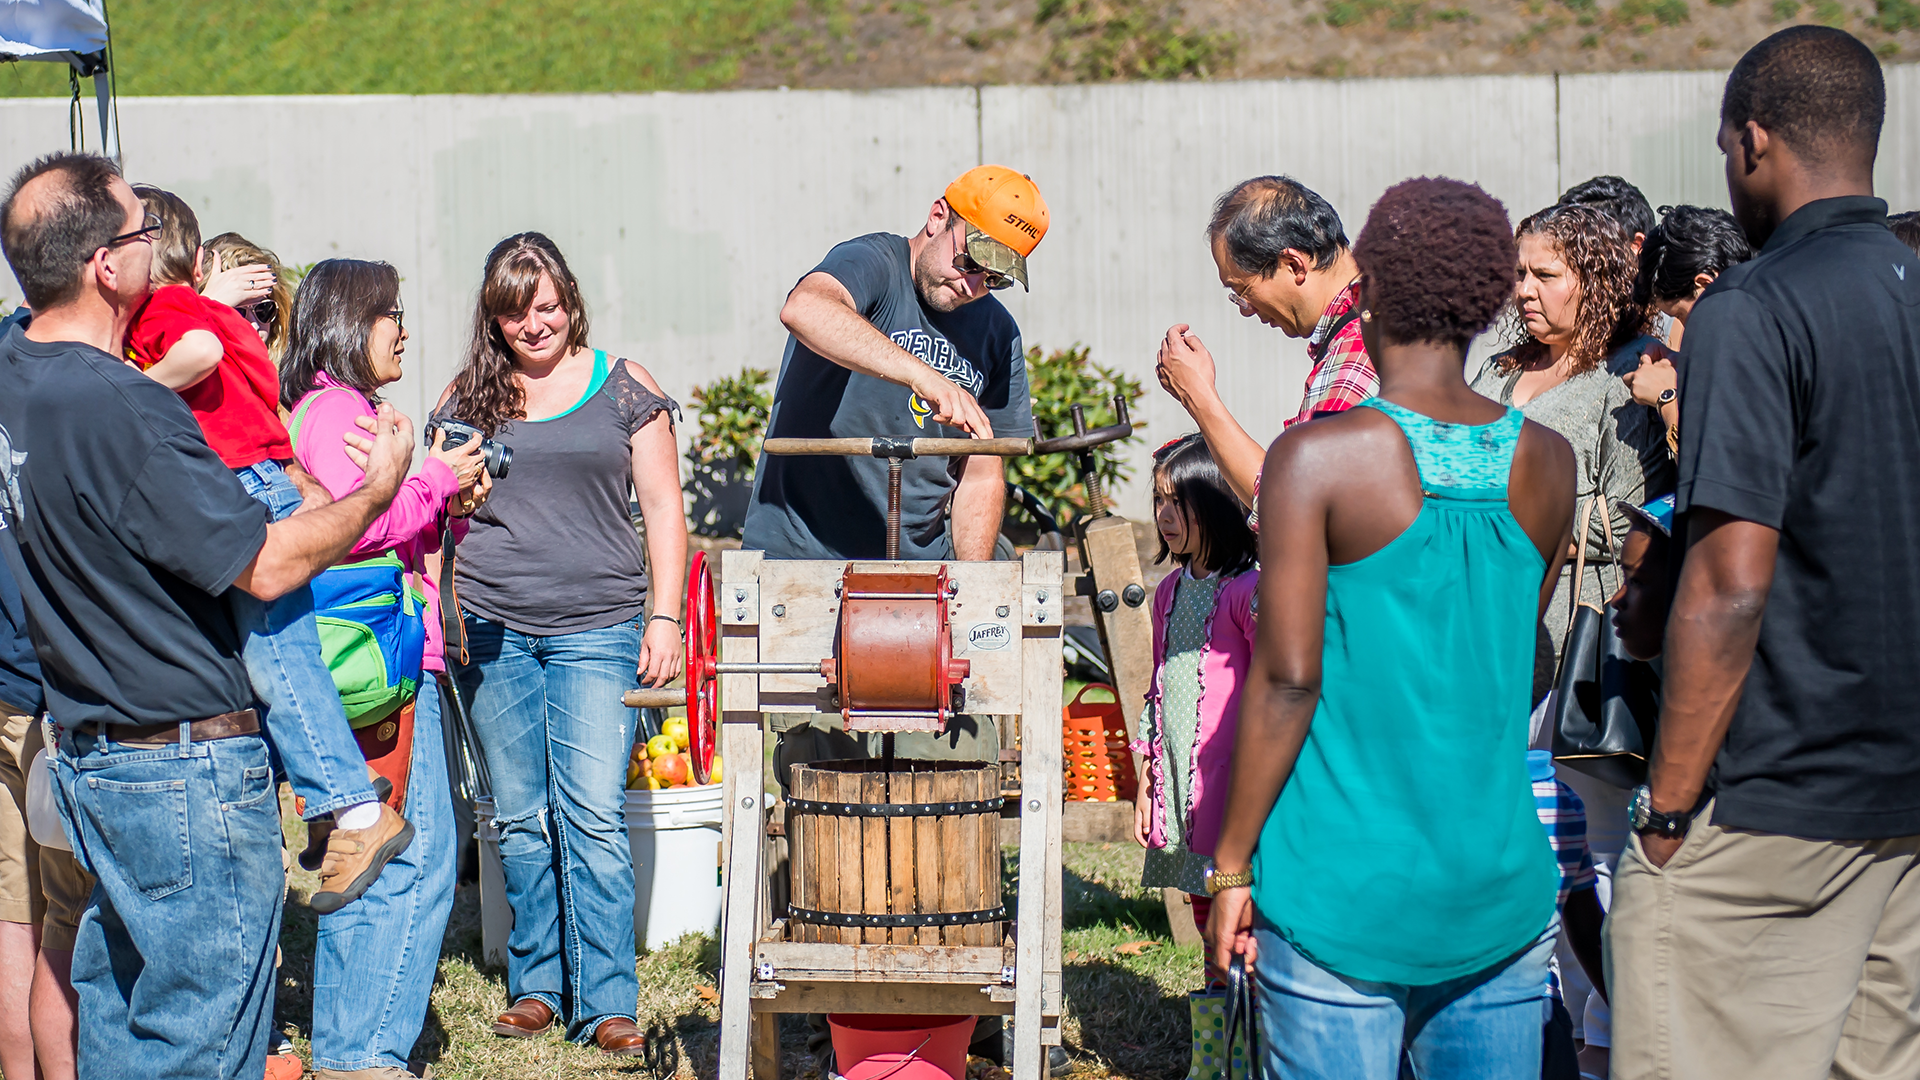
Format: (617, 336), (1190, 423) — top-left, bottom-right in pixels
(274, 793), (1195, 1078)
(0, 0), (795, 98)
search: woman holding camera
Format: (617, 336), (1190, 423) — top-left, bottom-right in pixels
(279, 259), (489, 1077)
(435, 232), (686, 1057)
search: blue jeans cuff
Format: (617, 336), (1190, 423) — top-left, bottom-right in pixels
(576, 1013), (638, 1044)
(301, 787), (381, 821)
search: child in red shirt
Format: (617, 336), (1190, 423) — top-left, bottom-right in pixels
(124, 188), (409, 912)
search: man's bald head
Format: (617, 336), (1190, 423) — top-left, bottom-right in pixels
(2, 152), (131, 310)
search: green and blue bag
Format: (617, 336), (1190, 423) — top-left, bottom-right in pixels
(289, 387), (429, 727)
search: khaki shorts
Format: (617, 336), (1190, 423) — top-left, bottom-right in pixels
(0, 708), (44, 924)
(1607, 798), (1920, 1080)
(38, 838), (92, 952)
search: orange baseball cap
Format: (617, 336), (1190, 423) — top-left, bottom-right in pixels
(944, 166), (1049, 291)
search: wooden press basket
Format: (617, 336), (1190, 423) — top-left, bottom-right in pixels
(786, 760), (1004, 946)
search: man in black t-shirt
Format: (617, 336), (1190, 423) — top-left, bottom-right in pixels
(0, 153), (414, 1079)
(1608, 30), (1920, 1080)
(743, 165), (1044, 562)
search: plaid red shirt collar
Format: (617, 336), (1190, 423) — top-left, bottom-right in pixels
(1286, 280), (1376, 430)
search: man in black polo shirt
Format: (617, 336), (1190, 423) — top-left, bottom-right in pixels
(0, 152), (414, 1080)
(1608, 28), (1920, 1080)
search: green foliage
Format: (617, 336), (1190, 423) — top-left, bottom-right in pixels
(1037, 0), (1237, 81)
(1810, 0), (1848, 23)
(0, 0), (791, 97)
(1614, 0), (1690, 27)
(686, 367), (774, 477)
(1770, 0), (1803, 19)
(1005, 345), (1146, 525)
(1871, 0), (1920, 29)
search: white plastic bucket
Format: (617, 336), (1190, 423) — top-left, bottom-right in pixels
(475, 784), (726, 963)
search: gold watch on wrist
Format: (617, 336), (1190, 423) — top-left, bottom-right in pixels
(1203, 861), (1253, 895)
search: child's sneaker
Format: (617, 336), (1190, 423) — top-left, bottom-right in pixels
(310, 804), (413, 914)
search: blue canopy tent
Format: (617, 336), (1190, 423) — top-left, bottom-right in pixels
(0, 0), (118, 160)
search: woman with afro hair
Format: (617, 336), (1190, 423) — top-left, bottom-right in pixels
(1470, 204), (1673, 674)
(1204, 177), (1577, 1080)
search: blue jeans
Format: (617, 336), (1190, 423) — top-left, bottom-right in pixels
(310, 679), (458, 1072)
(1252, 916), (1555, 1080)
(230, 460), (377, 820)
(453, 613), (641, 1041)
(51, 727), (282, 1080)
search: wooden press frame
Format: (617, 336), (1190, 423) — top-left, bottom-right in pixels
(714, 549), (1066, 1080)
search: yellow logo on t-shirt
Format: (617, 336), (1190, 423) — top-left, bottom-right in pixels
(909, 393), (932, 430)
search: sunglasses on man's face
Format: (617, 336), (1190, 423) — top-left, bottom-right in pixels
(951, 248), (1015, 291)
(106, 212), (162, 249)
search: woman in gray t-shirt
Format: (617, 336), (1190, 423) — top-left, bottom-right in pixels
(1471, 204), (1672, 675)
(436, 232), (685, 1055)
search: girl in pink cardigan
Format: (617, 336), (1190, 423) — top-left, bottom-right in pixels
(1130, 435), (1260, 935)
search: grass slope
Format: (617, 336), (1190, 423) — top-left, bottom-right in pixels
(2, 0), (788, 97)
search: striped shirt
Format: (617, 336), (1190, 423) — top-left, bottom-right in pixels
(1529, 750), (1598, 906)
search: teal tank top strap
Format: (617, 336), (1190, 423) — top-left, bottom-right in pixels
(1356, 398), (1523, 498)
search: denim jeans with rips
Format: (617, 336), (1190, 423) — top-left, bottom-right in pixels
(310, 680), (458, 1072)
(52, 726), (283, 1080)
(229, 459), (378, 820)
(1252, 914), (1555, 1080)
(453, 613), (642, 1041)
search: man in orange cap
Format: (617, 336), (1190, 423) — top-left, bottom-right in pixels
(744, 165), (1056, 1075)
(744, 165), (1048, 564)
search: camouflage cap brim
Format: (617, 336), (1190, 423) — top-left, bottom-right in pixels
(964, 223), (1029, 291)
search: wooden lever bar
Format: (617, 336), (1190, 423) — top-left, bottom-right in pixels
(624, 687), (683, 709)
(762, 436), (1034, 458)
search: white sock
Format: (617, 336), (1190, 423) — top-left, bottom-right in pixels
(335, 800), (381, 831)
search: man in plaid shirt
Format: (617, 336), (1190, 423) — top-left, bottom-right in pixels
(1157, 176), (1375, 522)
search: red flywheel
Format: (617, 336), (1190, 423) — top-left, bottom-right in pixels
(686, 550), (719, 784)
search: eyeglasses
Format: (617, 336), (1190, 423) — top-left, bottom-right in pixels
(106, 212), (162, 249)
(1225, 283), (1256, 314)
(242, 298), (277, 327)
(384, 309), (405, 332)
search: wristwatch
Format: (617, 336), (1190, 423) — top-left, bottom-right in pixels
(1657, 388), (1677, 405)
(1204, 861), (1253, 895)
(1629, 784), (1693, 839)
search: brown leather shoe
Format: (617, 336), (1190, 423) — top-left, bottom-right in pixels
(594, 1017), (647, 1057)
(300, 776), (394, 873)
(490, 997), (555, 1038)
(310, 803), (414, 915)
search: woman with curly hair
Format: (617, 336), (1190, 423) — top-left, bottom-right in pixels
(1206, 176), (1576, 1078)
(433, 233), (685, 1057)
(201, 231), (295, 363)
(1470, 203), (1672, 668)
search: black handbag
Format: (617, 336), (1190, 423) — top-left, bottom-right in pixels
(1550, 498), (1661, 789)
(1223, 952), (1260, 1080)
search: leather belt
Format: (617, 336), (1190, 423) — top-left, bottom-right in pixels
(79, 709), (260, 747)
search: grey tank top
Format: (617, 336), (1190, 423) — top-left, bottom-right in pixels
(437, 352), (678, 636)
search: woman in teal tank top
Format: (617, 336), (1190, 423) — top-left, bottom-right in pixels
(1203, 179), (1578, 1079)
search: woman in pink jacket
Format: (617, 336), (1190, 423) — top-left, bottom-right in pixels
(279, 259), (489, 1078)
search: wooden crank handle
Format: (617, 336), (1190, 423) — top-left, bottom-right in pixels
(761, 436), (1035, 458)
(624, 687), (683, 709)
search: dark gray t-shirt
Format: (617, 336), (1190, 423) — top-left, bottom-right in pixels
(438, 353), (677, 636)
(742, 233), (1032, 560)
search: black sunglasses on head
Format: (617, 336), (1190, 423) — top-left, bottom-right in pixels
(106, 212), (162, 249)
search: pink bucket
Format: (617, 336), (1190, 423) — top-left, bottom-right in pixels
(826, 1013), (975, 1080)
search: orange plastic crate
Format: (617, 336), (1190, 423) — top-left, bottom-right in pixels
(1062, 683), (1138, 803)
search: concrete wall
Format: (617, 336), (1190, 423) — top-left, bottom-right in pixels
(3, 66), (1916, 520)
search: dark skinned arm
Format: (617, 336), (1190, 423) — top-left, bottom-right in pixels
(1562, 885), (1608, 1003)
(1204, 430), (1331, 978)
(1641, 507), (1779, 867)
